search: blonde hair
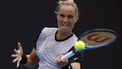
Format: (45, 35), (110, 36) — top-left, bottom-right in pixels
(55, 0), (79, 17)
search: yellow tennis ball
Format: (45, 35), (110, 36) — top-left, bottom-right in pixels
(74, 41), (85, 51)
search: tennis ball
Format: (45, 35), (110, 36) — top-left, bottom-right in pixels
(74, 41), (85, 51)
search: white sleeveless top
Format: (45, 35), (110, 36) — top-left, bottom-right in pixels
(36, 27), (78, 69)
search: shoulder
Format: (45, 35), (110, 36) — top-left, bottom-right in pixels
(38, 27), (58, 37)
(41, 27), (58, 33)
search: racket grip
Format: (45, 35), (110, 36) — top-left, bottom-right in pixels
(61, 51), (75, 59)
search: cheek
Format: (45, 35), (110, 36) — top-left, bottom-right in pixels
(69, 20), (77, 29)
(57, 16), (61, 22)
(67, 22), (75, 29)
(69, 19), (76, 26)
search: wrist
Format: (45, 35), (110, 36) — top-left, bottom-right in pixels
(20, 55), (27, 64)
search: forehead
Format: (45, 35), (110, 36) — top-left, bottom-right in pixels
(58, 5), (76, 15)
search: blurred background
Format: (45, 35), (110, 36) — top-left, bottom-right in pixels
(0, 0), (121, 69)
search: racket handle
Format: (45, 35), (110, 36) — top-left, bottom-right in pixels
(61, 51), (75, 59)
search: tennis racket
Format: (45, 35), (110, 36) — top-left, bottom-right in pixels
(62, 28), (118, 59)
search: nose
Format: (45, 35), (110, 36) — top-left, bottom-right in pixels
(63, 17), (68, 23)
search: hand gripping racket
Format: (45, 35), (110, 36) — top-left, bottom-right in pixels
(62, 29), (118, 59)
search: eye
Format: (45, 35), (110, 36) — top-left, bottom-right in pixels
(68, 15), (74, 18)
(59, 14), (65, 18)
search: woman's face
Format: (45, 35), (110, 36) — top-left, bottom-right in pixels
(57, 5), (79, 33)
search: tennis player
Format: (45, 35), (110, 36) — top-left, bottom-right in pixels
(11, 0), (83, 69)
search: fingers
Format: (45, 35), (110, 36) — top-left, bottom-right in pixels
(56, 55), (68, 67)
(61, 58), (68, 63)
(13, 58), (18, 63)
(12, 56), (21, 63)
(17, 61), (20, 68)
(13, 42), (23, 54)
(18, 42), (21, 46)
(11, 42), (23, 68)
(17, 58), (21, 68)
(56, 55), (68, 63)
(18, 42), (23, 51)
(14, 49), (22, 55)
(56, 56), (60, 63)
(11, 54), (17, 57)
(14, 49), (18, 53)
(56, 55), (62, 62)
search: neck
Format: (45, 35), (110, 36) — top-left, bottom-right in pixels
(56, 30), (73, 40)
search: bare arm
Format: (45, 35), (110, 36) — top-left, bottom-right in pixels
(71, 62), (81, 69)
(24, 48), (39, 68)
(56, 57), (81, 69)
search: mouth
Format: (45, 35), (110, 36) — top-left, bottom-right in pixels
(61, 25), (68, 28)
(61, 23), (69, 26)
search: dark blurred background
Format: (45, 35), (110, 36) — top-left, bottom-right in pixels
(0, 0), (121, 69)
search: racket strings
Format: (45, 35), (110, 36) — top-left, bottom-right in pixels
(79, 29), (117, 48)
